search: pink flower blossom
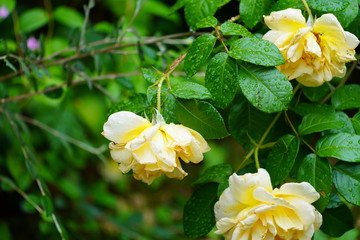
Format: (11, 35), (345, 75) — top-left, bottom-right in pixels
(27, 37), (40, 51)
(0, 6), (9, 19)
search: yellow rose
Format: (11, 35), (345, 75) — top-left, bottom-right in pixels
(214, 168), (322, 240)
(263, 8), (359, 87)
(102, 111), (210, 184)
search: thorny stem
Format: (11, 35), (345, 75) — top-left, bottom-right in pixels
(156, 53), (186, 112)
(301, 0), (314, 24)
(320, 56), (359, 104)
(284, 111), (316, 153)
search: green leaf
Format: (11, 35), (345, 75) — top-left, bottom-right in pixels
(332, 84), (360, 110)
(54, 6), (84, 29)
(347, 10), (360, 39)
(184, 34), (217, 77)
(316, 133), (360, 162)
(44, 85), (63, 99)
(161, 93), (177, 123)
(141, 68), (161, 83)
(170, 0), (185, 13)
(3, 58), (17, 72)
(239, 0), (265, 28)
(320, 205), (354, 237)
(229, 38), (284, 67)
(41, 196), (54, 217)
(298, 112), (345, 135)
(324, 112), (355, 134)
(307, 0), (349, 12)
(183, 183), (218, 238)
(196, 16), (218, 29)
(184, 0), (219, 30)
(270, 0), (303, 11)
(266, 134), (300, 186)
(333, 162), (360, 205)
(303, 84), (331, 103)
(170, 81), (212, 100)
(220, 22), (252, 37)
(228, 95), (274, 148)
(174, 99), (229, 139)
(291, 103), (335, 117)
(205, 52), (237, 108)
(19, 8), (49, 33)
(193, 163), (232, 186)
(237, 63), (292, 113)
(331, 0), (358, 27)
(297, 154), (332, 212)
(108, 93), (148, 117)
(352, 111), (360, 134)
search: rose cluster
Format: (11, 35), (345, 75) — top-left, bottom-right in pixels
(263, 9), (359, 87)
(102, 111), (210, 184)
(215, 169), (322, 240)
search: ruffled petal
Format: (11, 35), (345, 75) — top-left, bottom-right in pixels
(275, 182), (320, 203)
(264, 8), (306, 32)
(102, 111), (151, 143)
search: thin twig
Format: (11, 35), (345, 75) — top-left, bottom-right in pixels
(0, 32), (197, 82)
(1, 72), (140, 103)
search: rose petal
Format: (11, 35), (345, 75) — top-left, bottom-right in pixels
(275, 182), (320, 203)
(264, 8), (306, 32)
(103, 111), (151, 143)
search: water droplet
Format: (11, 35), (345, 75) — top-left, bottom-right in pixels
(264, 47), (270, 52)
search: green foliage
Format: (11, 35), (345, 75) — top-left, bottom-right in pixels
(184, 0), (220, 30)
(332, 84), (360, 110)
(192, 163), (232, 185)
(321, 205), (354, 237)
(229, 38), (284, 67)
(297, 154), (332, 212)
(298, 112), (345, 135)
(183, 183), (218, 238)
(205, 52), (237, 108)
(174, 99), (229, 139)
(266, 134), (299, 186)
(316, 133), (360, 162)
(54, 6), (84, 29)
(184, 34), (217, 77)
(220, 22), (252, 37)
(239, 0), (266, 28)
(333, 162), (360, 205)
(238, 62), (292, 113)
(19, 8), (49, 33)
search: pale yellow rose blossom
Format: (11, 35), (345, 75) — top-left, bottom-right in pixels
(214, 168), (322, 240)
(263, 8), (359, 87)
(102, 111), (210, 184)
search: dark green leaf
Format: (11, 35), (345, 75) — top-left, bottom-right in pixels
(270, 0), (303, 11)
(352, 111), (360, 134)
(174, 99), (229, 139)
(192, 163), (232, 185)
(196, 16), (218, 29)
(324, 112), (355, 134)
(4, 59), (17, 72)
(228, 95), (274, 148)
(220, 22), (252, 37)
(298, 112), (345, 135)
(303, 84), (331, 103)
(183, 183), (218, 238)
(217, 178), (229, 198)
(170, 81), (212, 100)
(347, 10), (360, 39)
(19, 8), (49, 33)
(239, 0), (265, 28)
(205, 52), (237, 108)
(170, 0), (185, 13)
(291, 103), (335, 117)
(41, 196), (54, 217)
(333, 162), (360, 205)
(320, 205), (353, 237)
(238, 62), (292, 113)
(327, 192), (343, 209)
(184, 34), (217, 77)
(229, 38), (284, 67)
(332, 84), (360, 110)
(316, 133), (360, 162)
(44, 85), (63, 99)
(108, 93), (148, 117)
(307, 0), (349, 12)
(297, 154), (332, 212)
(184, 0), (219, 30)
(54, 6), (84, 28)
(161, 93), (177, 123)
(332, 0), (358, 27)
(266, 134), (300, 186)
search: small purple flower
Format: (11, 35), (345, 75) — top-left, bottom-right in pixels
(27, 37), (39, 51)
(0, 6), (9, 19)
